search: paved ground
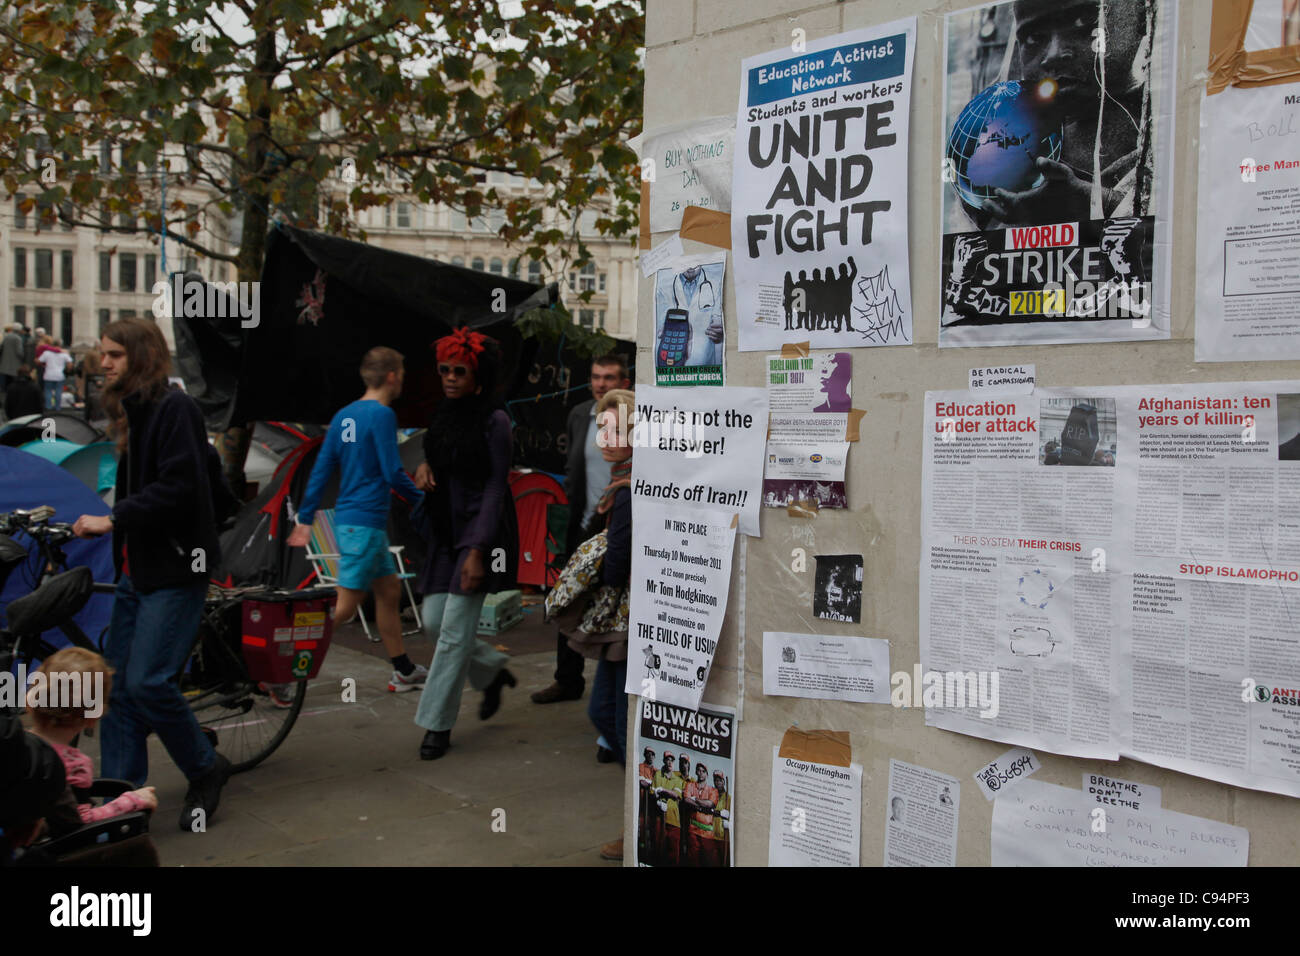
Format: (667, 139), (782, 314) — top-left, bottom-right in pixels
(88, 601), (624, 866)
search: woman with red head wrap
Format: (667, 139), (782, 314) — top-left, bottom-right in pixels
(411, 327), (519, 760)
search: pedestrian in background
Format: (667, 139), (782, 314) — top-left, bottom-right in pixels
(532, 354), (630, 707)
(412, 327), (518, 761)
(72, 318), (233, 832)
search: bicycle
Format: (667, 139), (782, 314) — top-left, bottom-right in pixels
(0, 506), (322, 773)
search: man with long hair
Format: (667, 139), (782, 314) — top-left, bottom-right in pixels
(72, 318), (233, 832)
(288, 346), (428, 692)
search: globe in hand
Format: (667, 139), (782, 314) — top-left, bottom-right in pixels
(946, 80), (1063, 211)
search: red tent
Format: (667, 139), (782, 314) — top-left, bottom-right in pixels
(510, 471), (567, 588)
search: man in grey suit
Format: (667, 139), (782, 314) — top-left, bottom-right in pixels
(531, 354), (631, 704)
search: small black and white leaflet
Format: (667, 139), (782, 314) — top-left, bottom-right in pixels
(813, 554), (863, 622)
(884, 759), (960, 866)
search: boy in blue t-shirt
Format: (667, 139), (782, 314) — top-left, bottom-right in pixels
(288, 347), (427, 691)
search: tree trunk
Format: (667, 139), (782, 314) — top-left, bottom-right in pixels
(219, 14), (278, 498)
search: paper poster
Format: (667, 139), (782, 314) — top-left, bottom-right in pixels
(768, 746), (862, 866)
(635, 116), (735, 234)
(653, 252), (727, 387)
(762, 631), (890, 703)
(626, 501), (737, 711)
(766, 351), (853, 412)
(972, 746), (1041, 800)
(992, 780), (1248, 866)
(631, 385), (769, 537)
(762, 441), (850, 508)
(920, 381), (1300, 797)
(640, 234), (685, 279)
(767, 412), (851, 443)
(969, 364), (1035, 394)
(732, 20), (917, 352)
(884, 760), (961, 866)
(813, 554), (863, 622)
(939, 0), (1175, 346)
(1195, 3), (1300, 361)
(634, 701), (736, 867)
(1083, 772), (1161, 813)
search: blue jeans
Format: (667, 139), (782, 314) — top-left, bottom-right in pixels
(588, 656), (628, 767)
(42, 379), (61, 410)
(413, 592), (507, 732)
(100, 576), (214, 786)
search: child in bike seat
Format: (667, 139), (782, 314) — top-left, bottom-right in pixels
(25, 648), (158, 825)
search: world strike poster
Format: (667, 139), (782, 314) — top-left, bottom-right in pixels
(939, 0), (1176, 347)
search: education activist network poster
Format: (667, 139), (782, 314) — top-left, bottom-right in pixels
(939, 0), (1176, 347)
(732, 19), (916, 352)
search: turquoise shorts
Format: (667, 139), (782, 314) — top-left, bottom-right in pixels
(336, 525), (393, 590)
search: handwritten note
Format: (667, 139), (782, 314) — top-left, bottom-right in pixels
(992, 779), (1248, 867)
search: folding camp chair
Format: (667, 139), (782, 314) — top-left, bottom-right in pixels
(304, 508), (422, 640)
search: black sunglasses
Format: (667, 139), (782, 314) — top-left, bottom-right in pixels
(438, 363), (470, 376)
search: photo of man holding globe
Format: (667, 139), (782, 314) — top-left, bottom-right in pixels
(939, 0), (1173, 347)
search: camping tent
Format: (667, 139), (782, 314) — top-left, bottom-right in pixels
(0, 446), (114, 655)
(0, 413), (104, 447)
(509, 471), (568, 589)
(17, 440), (117, 503)
(173, 223), (632, 475)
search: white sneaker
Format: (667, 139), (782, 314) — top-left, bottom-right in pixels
(388, 664), (428, 693)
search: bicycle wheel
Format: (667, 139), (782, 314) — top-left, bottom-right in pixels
(180, 612), (308, 774)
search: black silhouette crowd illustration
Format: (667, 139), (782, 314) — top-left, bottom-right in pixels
(782, 256), (858, 333)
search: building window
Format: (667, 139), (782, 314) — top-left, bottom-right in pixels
(99, 253), (111, 291)
(508, 258), (520, 279)
(489, 258), (503, 276)
(61, 250), (73, 289)
(579, 262), (596, 292)
(119, 253), (137, 292)
(567, 272), (576, 293)
(60, 308), (72, 346)
(599, 272), (606, 293)
(528, 261), (541, 285)
(37, 199), (56, 230)
(472, 257), (485, 272)
(451, 256), (465, 267)
(578, 309), (595, 329)
(98, 309), (110, 333)
(13, 194), (26, 229)
(14, 306), (26, 328)
(598, 310), (606, 329)
(99, 140), (112, 172)
(144, 254), (156, 291)
(13, 248), (26, 288)
(59, 203), (72, 231)
(488, 208), (505, 233)
(450, 210), (467, 232)
(184, 255), (197, 275)
(397, 201), (411, 228)
(118, 211), (132, 229)
(35, 306), (52, 333)
(118, 309), (135, 321)
(34, 249), (53, 289)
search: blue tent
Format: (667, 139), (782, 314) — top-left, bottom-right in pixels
(18, 439), (118, 502)
(0, 446), (114, 658)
